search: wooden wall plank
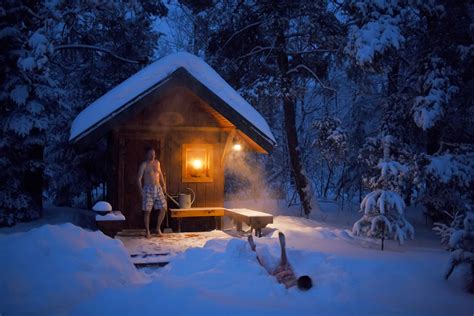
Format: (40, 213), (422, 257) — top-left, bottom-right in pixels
(111, 86), (228, 230)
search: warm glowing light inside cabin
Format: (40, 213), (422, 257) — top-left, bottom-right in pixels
(233, 143), (242, 151)
(191, 159), (203, 170)
(183, 144), (213, 182)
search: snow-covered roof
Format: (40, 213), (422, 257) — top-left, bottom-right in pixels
(69, 52), (276, 147)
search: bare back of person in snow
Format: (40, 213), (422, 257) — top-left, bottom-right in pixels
(248, 232), (313, 290)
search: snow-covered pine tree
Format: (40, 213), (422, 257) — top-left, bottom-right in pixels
(0, 2), (61, 225)
(442, 211), (474, 293)
(45, 0), (167, 208)
(353, 136), (414, 248)
(344, 0), (473, 223)
(1, 1), (168, 222)
(433, 211), (465, 247)
(415, 148), (474, 223)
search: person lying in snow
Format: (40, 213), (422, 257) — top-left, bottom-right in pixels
(248, 232), (313, 290)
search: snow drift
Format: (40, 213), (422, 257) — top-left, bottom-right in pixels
(0, 223), (144, 315)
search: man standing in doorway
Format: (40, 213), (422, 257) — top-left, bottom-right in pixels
(137, 146), (167, 238)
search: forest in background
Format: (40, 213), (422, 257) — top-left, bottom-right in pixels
(1, 0), (472, 233)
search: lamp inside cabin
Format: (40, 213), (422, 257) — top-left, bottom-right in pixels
(182, 144), (213, 182)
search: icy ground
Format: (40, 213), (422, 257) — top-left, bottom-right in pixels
(117, 230), (231, 265)
(1, 204), (473, 315)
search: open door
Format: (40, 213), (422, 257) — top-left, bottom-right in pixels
(122, 138), (161, 229)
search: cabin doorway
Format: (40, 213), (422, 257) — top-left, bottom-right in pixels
(122, 138), (161, 229)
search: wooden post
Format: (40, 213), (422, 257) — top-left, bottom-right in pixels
(221, 129), (236, 165)
(118, 136), (126, 212)
(236, 221), (242, 232)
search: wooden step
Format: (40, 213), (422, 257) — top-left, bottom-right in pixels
(134, 262), (169, 268)
(130, 253), (170, 258)
(116, 229), (146, 237)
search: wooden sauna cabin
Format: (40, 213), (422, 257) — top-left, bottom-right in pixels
(69, 52), (276, 231)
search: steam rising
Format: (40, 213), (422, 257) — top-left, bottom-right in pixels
(224, 151), (268, 200)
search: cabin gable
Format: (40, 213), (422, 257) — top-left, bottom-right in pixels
(73, 68), (273, 153)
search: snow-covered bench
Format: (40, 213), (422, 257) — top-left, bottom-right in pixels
(169, 207), (273, 236)
(224, 208), (273, 237)
(95, 211), (126, 237)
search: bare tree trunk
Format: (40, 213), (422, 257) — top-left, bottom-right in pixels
(25, 144), (44, 218)
(323, 160), (333, 198)
(87, 190), (93, 210)
(425, 124), (442, 221)
(335, 162), (346, 200)
(276, 30), (312, 217)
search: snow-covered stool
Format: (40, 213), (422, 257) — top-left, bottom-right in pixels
(224, 208), (273, 237)
(95, 211), (126, 237)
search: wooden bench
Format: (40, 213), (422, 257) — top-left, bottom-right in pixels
(224, 208), (273, 237)
(170, 207), (226, 232)
(169, 207), (274, 237)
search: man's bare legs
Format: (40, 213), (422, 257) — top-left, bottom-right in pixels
(249, 232), (312, 290)
(247, 232), (289, 271)
(156, 208), (166, 236)
(143, 208), (166, 238)
(144, 211), (151, 238)
(248, 234), (265, 269)
(248, 233), (288, 263)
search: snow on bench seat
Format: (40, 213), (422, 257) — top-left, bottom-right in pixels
(168, 207), (273, 236)
(95, 211), (126, 237)
(224, 208), (273, 237)
(95, 211), (126, 221)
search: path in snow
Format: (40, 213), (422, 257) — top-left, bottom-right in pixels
(117, 230), (232, 265)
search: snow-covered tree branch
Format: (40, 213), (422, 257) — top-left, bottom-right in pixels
(54, 44), (148, 64)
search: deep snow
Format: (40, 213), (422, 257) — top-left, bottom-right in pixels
(0, 223), (145, 315)
(1, 212), (472, 316)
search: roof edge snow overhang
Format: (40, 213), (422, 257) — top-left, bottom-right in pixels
(70, 67), (276, 153)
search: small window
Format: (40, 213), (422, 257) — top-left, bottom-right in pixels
(182, 144), (214, 182)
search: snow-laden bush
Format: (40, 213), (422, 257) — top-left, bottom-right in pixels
(353, 136), (414, 246)
(433, 211), (464, 246)
(414, 148), (473, 224)
(0, 208), (40, 227)
(436, 211), (474, 293)
(413, 57), (458, 130)
(353, 189), (414, 245)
